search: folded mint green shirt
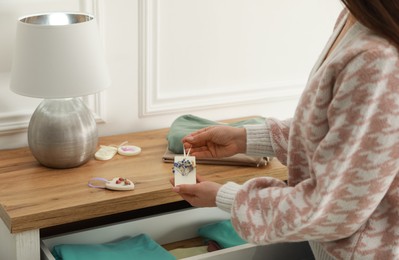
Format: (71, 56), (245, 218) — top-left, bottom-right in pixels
(52, 234), (175, 260)
(167, 114), (265, 154)
(198, 220), (247, 248)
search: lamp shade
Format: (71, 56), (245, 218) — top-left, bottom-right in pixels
(10, 12), (110, 98)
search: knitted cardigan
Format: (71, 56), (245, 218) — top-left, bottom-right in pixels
(216, 10), (399, 259)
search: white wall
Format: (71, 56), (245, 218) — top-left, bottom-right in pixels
(0, 0), (342, 149)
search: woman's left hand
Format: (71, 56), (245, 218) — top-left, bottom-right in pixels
(170, 175), (222, 207)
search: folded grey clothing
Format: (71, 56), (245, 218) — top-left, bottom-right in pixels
(163, 148), (269, 167)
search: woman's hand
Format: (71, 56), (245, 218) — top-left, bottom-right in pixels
(182, 125), (246, 158)
(170, 175), (222, 207)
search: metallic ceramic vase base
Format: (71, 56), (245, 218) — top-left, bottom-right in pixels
(28, 98), (98, 169)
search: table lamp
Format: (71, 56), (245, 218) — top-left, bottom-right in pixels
(10, 12), (111, 168)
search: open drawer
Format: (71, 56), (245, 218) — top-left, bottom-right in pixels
(40, 207), (313, 260)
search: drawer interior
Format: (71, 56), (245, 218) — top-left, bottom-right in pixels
(41, 207), (314, 260)
(41, 207), (230, 259)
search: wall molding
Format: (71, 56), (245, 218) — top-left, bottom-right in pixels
(0, 112), (31, 135)
(77, 0), (107, 124)
(0, 0), (107, 135)
(138, 0), (304, 117)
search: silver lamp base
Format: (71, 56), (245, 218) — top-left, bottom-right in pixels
(28, 98), (98, 168)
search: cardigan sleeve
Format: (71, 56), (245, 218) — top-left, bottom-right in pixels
(219, 46), (399, 245)
(245, 118), (292, 165)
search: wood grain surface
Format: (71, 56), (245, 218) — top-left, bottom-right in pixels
(0, 123), (287, 234)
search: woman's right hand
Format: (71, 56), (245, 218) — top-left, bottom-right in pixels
(181, 125), (246, 158)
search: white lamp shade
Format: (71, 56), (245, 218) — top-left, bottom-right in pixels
(10, 12), (110, 98)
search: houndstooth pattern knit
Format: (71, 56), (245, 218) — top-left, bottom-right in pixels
(216, 11), (399, 259)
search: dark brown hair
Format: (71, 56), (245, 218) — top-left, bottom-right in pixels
(341, 1), (399, 46)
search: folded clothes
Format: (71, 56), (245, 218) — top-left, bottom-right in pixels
(168, 245), (208, 259)
(52, 233), (176, 260)
(198, 220), (247, 249)
(163, 148), (268, 167)
(167, 114), (266, 154)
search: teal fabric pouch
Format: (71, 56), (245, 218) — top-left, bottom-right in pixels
(198, 220), (247, 249)
(167, 114), (265, 154)
(52, 233), (176, 260)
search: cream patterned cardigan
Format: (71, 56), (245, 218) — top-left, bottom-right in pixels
(216, 10), (399, 259)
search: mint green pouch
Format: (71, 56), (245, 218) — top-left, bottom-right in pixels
(167, 114), (265, 154)
(198, 220), (247, 248)
(52, 233), (176, 260)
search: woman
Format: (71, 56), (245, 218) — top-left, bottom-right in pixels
(172, 1), (399, 259)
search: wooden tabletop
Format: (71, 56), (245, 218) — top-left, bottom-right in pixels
(0, 125), (287, 234)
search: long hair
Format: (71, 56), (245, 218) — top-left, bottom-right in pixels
(341, 1), (399, 46)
